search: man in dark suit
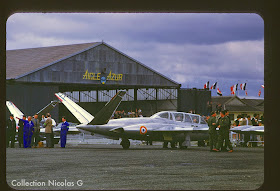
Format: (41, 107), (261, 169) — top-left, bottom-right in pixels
(6, 114), (16, 148)
(18, 116), (25, 148)
(31, 114), (41, 148)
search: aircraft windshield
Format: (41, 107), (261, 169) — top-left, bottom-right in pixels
(158, 112), (169, 119)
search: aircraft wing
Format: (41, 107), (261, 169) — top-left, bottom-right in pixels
(240, 126), (264, 135)
(230, 125), (264, 135)
(55, 92), (94, 124)
(6, 101), (24, 125)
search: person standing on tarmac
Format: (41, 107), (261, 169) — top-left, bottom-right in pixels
(43, 113), (53, 148)
(60, 116), (69, 148)
(216, 110), (233, 152)
(18, 116), (25, 148)
(224, 110), (233, 151)
(17, 116), (34, 148)
(31, 114), (40, 148)
(6, 114), (16, 148)
(208, 111), (218, 152)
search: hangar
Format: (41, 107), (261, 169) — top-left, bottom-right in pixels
(6, 42), (181, 122)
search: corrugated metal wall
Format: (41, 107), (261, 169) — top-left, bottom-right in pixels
(16, 44), (178, 88)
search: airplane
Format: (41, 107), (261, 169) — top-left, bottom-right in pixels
(230, 125), (264, 135)
(55, 91), (210, 149)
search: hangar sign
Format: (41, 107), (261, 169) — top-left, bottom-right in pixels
(82, 70), (123, 82)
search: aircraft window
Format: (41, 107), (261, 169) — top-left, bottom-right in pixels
(184, 114), (192, 123)
(158, 112), (169, 119)
(200, 117), (207, 124)
(192, 115), (199, 123)
(174, 113), (184, 122)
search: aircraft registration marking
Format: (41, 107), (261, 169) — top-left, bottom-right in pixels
(140, 126), (147, 135)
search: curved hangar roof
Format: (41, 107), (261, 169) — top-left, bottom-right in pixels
(6, 42), (179, 88)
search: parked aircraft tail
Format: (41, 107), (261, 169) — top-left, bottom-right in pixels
(6, 101), (24, 125)
(55, 92), (94, 124)
(89, 90), (126, 125)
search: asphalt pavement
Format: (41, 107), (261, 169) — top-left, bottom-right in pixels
(6, 141), (264, 190)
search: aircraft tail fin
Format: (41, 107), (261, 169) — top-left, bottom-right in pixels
(89, 90), (126, 125)
(36, 100), (59, 117)
(6, 101), (24, 125)
(55, 92), (94, 124)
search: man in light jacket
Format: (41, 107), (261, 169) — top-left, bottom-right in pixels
(43, 113), (53, 148)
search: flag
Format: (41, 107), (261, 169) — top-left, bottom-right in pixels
(235, 83), (238, 91)
(217, 88), (222, 96)
(261, 85), (264, 88)
(258, 89), (261, 97)
(204, 81), (209, 89)
(230, 85), (235, 95)
(240, 83), (247, 90)
(231, 85), (237, 95)
(210, 82), (217, 89)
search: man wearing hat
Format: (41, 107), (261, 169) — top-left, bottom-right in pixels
(6, 114), (16, 148)
(208, 111), (218, 152)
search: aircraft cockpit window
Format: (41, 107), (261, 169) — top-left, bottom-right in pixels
(158, 112), (169, 119)
(192, 115), (199, 123)
(184, 114), (192, 123)
(200, 117), (207, 124)
(174, 113), (184, 122)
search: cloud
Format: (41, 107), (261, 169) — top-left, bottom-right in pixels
(119, 40), (264, 82)
(6, 13), (264, 97)
(7, 13), (264, 49)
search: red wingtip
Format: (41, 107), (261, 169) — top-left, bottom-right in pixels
(55, 94), (63, 102)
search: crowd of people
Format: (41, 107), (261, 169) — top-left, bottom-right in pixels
(112, 108), (143, 119)
(207, 110), (234, 152)
(205, 104), (264, 152)
(6, 113), (70, 149)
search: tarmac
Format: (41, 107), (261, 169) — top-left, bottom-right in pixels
(6, 139), (264, 190)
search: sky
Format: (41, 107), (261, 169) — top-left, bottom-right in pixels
(6, 13), (264, 99)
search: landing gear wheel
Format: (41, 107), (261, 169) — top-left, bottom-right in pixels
(121, 139), (130, 149)
(163, 141), (168, 149)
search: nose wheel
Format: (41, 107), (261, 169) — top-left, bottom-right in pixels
(120, 138), (130, 149)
